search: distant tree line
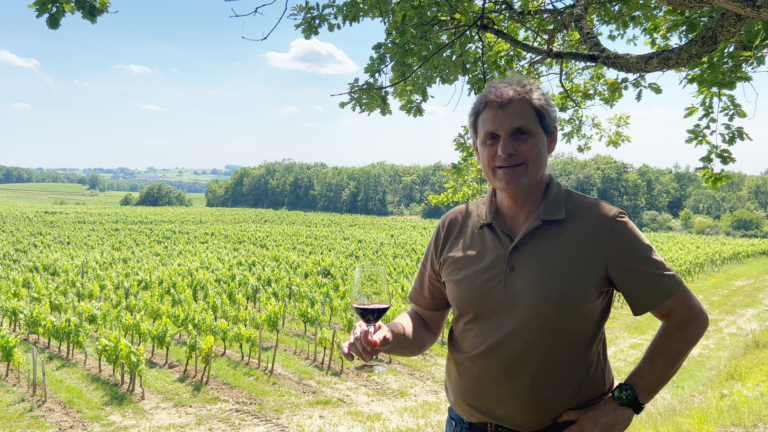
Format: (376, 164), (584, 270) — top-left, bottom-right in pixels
(0, 166), (207, 193)
(548, 155), (768, 237)
(205, 161), (452, 218)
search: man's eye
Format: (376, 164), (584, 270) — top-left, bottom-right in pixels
(485, 134), (499, 143)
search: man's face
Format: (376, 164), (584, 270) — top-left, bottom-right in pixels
(473, 99), (557, 195)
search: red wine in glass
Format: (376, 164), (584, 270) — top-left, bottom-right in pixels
(351, 266), (390, 373)
(351, 303), (390, 325)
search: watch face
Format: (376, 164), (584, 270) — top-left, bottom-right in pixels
(613, 384), (636, 406)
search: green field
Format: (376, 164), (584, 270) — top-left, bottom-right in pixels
(0, 201), (767, 431)
(0, 183), (206, 207)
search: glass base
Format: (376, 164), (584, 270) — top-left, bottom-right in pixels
(353, 362), (388, 373)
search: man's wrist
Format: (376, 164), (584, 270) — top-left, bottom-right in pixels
(611, 383), (645, 415)
(381, 322), (404, 353)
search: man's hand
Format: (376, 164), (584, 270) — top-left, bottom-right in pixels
(557, 398), (634, 432)
(340, 321), (394, 362)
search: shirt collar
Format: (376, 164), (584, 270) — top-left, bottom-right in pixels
(477, 174), (566, 229)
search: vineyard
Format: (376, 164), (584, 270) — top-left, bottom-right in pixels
(1, 203), (768, 430)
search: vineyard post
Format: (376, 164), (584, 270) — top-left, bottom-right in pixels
(326, 329), (336, 375)
(253, 284), (258, 310)
(269, 329), (278, 376)
(41, 360), (47, 403)
(205, 344), (213, 384)
(194, 334), (198, 378)
(313, 321), (318, 363)
(32, 346), (37, 397)
(257, 327), (262, 368)
(281, 298), (287, 329)
(27, 368), (30, 392)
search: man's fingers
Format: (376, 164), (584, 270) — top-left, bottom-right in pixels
(557, 410), (581, 422)
(340, 341), (354, 361)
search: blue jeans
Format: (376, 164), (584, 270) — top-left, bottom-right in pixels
(446, 407), (575, 432)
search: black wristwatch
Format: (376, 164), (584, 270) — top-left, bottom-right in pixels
(611, 383), (645, 415)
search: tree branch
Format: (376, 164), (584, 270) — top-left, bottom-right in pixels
(481, 9), (750, 74)
(239, 0), (289, 42)
(660, 0), (768, 20)
(331, 16), (483, 97)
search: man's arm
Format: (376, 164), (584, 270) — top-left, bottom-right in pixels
(558, 285), (709, 431)
(341, 305), (450, 362)
(624, 285), (709, 404)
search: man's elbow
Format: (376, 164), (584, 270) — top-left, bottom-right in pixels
(676, 303), (709, 339)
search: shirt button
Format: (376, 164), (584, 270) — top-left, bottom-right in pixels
(508, 265), (516, 272)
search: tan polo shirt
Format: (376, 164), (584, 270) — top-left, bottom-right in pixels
(408, 176), (685, 432)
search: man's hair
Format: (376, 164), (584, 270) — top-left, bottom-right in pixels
(468, 74), (558, 142)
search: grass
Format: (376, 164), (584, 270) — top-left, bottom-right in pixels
(606, 257), (768, 431)
(0, 382), (52, 431)
(0, 183), (85, 193)
(0, 183), (206, 207)
(16, 344), (142, 426)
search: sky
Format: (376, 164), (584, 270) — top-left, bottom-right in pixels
(1, 0), (766, 174)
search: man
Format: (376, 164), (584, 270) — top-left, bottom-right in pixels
(340, 75), (709, 432)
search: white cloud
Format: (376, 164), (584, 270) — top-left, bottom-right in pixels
(73, 80), (90, 87)
(0, 49), (40, 69)
(265, 38), (358, 74)
(314, 106), (324, 111)
(137, 103), (163, 111)
(281, 106), (299, 114)
(118, 64), (152, 74)
(170, 68), (179, 73)
(10, 103), (33, 110)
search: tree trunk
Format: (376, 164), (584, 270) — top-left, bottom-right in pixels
(184, 358), (189, 376)
(120, 363), (125, 387)
(257, 328), (263, 369)
(321, 347), (326, 368)
(313, 322), (318, 363)
(223, 339), (227, 356)
(269, 330), (279, 376)
(151, 341), (155, 359)
(164, 345), (170, 367)
(206, 346), (213, 384)
(200, 365), (207, 383)
(4, 362), (9, 379)
(239, 343), (244, 361)
(327, 329), (337, 375)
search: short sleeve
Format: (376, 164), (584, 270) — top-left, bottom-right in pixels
(606, 211), (685, 316)
(408, 223), (451, 311)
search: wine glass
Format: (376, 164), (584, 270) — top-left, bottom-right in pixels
(350, 265), (390, 373)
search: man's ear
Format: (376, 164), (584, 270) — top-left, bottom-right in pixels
(546, 127), (558, 155)
(473, 141), (479, 157)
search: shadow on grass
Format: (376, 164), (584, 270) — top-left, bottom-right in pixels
(40, 350), (136, 408)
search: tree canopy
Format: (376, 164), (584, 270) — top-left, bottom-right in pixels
(33, 0), (768, 186)
(130, 183), (192, 207)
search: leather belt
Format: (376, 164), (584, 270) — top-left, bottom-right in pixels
(469, 422), (522, 432)
(468, 421), (575, 432)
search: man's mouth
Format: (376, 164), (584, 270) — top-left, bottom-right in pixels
(497, 162), (524, 169)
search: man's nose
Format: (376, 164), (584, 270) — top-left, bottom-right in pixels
(497, 136), (517, 156)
